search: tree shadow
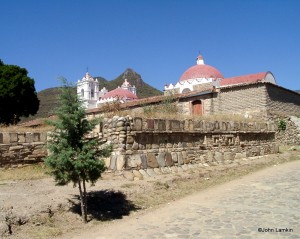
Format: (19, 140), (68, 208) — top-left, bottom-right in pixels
(68, 190), (140, 221)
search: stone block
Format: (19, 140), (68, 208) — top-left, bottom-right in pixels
(132, 142), (139, 150)
(139, 169), (150, 178)
(156, 119), (166, 131)
(133, 117), (142, 131)
(171, 152), (178, 163)
(104, 157), (111, 168)
(169, 120), (181, 131)
(132, 170), (143, 179)
(140, 154), (147, 169)
(17, 133), (26, 143)
(25, 133), (33, 143)
(157, 152), (166, 167)
(109, 155), (117, 170)
(146, 119), (154, 130)
(146, 168), (156, 177)
(33, 133), (40, 142)
(116, 155), (126, 170)
(123, 171), (134, 181)
(127, 154), (142, 168)
(40, 132), (47, 142)
(147, 153), (159, 168)
(177, 152), (184, 165)
(9, 145), (24, 151)
(165, 152), (173, 166)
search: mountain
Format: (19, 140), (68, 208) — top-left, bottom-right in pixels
(94, 68), (162, 99)
(21, 69), (162, 122)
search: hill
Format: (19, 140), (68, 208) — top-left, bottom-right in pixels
(94, 68), (162, 99)
(21, 69), (162, 122)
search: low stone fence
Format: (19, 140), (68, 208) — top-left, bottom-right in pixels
(0, 132), (47, 167)
(0, 117), (279, 170)
(99, 116), (278, 175)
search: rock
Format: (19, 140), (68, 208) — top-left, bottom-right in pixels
(132, 142), (139, 150)
(140, 154), (147, 169)
(127, 155), (142, 168)
(103, 157), (111, 168)
(116, 155), (125, 170)
(139, 169), (150, 178)
(123, 171), (134, 181)
(165, 152), (173, 166)
(157, 153), (166, 167)
(109, 155), (117, 170)
(146, 168), (156, 177)
(171, 152), (178, 163)
(147, 153), (159, 168)
(132, 170), (143, 179)
(153, 168), (162, 175)
(177, 152), (184, 165)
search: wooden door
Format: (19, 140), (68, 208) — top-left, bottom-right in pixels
(192, 100), (202, 115)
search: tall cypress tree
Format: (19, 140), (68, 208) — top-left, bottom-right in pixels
(45, 79), (111, 223)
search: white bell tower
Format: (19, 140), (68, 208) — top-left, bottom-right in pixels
(77, 72), (99, 109)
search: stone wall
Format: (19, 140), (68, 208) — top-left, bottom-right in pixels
(99, 116), (278, 175)
(266, 84), (300, 116)
(0, 132), (47, 167)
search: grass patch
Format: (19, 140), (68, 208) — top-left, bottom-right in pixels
(0, 164), (49, 181)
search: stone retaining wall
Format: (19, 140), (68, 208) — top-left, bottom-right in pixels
(99, 116), (278, 175)
(0, 117), (279, 169)
(0, 132), (47, 167)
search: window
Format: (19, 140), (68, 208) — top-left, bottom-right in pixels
(81, 89), (84, 97)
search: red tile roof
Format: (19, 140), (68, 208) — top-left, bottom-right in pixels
(180, 64), (224, 81)
(221, 72), (267, 86)
(101, 88), (138, 100)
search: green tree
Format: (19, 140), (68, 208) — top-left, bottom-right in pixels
(45, 79), (111, 223)
(0, 59), (39, 125)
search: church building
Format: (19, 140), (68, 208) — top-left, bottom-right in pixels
(77, 72), (138, 109)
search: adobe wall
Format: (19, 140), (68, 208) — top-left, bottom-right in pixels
(266, 84), (300, 116)
(99, 116), (278, 175)
(0, 132), (47, 167)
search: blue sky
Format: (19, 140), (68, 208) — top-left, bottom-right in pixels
(1, 0), (300, 92)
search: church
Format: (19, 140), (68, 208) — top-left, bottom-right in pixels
(77, 72), (138, 109)
(82, 54), (300, 119)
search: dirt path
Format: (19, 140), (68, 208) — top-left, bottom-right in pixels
(1, 151), (299, 238)
(60, 160), (300, 239)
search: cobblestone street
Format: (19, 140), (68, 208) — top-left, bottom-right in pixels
(67, 160), (300, 239)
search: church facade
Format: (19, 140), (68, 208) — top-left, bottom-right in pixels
(77, 72), (137, 109)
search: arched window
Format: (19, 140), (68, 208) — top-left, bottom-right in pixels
(182, 88), (191, 93)
(81, 89), (84, 97)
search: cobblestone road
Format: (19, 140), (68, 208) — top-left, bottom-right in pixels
(69, 160), (300, 239)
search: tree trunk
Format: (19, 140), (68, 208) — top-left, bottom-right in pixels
(78, 180), (87, 223)
(83, 179), (88, 222)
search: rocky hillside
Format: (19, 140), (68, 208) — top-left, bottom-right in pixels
(21, 69), (162, 121)
(94, 68), (162, 99)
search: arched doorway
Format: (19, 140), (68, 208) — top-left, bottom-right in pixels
(192, 100), (202, 115)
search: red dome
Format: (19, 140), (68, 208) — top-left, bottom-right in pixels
(179, 64), (224, 81)
(102, 88), (138, 100)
